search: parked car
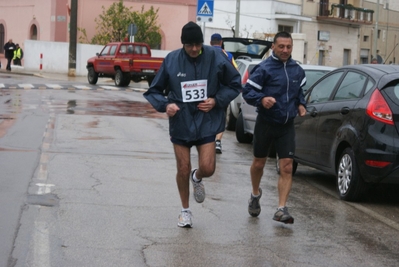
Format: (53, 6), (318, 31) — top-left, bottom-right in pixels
(285, 64), (399, 202)
(86, 42), (164, 87)
(222, 38), (272, 130)
(236, 64), (336, 143)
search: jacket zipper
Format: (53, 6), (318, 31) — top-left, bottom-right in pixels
(283, 62), (289, 124)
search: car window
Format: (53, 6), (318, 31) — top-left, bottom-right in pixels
(384, 80), (399, 103)
(142, 46), (149, 55)
(333, 71), (367, 100)
(99, 45), (111, 56)
(119, 45), (127, 54)
(308, 71), (344, 103)
(364, 79), (375, 94)
(109, 45), (117, 56)
(303, 70), (331, 93)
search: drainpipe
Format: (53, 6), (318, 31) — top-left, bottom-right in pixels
(235, 0), (240, 37)
(372, 0), (380, 61)
(68, 0), (78, 77)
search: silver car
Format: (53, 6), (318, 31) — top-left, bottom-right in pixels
(222, 38), (273, 130)
(236, 64), (336, 144)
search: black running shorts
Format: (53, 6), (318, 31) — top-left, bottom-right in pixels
(171, 135), (216, 148)
(253, 115), (295, 159)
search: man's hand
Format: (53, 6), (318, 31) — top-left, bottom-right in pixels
(197, 98), (216, 112)
(298, 104), (306, 117)
(261, 97), (276, 109)
(166, 103), (180, 117)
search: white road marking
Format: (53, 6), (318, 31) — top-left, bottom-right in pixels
(18, 83), (35, 88)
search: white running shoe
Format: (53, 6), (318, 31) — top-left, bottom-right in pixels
(178, 210), (193, 228)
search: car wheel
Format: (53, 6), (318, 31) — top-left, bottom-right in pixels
(147, 77), (154, 87)
(235, 112), (253, 144)
(275, 153), (297, 175)
(337, 148), (367, 201)
(115, 69), (127, 87)
(225, 104), (237, 131)
(87, 67), (98, 85)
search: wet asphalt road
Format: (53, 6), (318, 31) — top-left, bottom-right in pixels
(1, 72), (399, 267)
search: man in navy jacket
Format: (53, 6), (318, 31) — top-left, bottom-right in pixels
(3, 39), (16, 71)
(243, 31), (306, 224)
(144, 22), (241, 228)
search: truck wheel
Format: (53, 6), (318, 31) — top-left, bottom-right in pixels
(115, 69), (127, 87)
(235, 112), (253, 144)
(87, 67), (98, 85)
(147, 77), (154, 87)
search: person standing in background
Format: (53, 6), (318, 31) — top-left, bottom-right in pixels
(13, 44), (23, 66)
(4, 39), (16, 71)
(210, 33), (238, 154)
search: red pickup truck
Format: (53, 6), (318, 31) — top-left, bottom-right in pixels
(86, 42), (164, 87)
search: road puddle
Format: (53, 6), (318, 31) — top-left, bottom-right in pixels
(64, 100), (167, 119)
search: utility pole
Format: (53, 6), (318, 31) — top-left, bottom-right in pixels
(235, 0), (240, 37)
(68, 0), (78, 77)
(372, 0), (380, 62)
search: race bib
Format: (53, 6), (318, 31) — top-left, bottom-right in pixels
(181, 79), (207, 102)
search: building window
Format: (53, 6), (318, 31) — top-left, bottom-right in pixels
(377, 30), (381, 39)
(363, 35), (369, 42)
(0, 24), (4, 53)
(278, 25), (293, 33)
(30, 24), (38, 40)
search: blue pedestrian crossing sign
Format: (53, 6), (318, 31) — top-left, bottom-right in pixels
(197, 0), (214, 22)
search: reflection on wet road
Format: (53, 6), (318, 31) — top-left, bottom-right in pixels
(64, 99), (167, 119)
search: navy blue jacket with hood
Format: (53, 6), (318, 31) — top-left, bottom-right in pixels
(143, 45), (241, 142)
(242, 52), (306, 125)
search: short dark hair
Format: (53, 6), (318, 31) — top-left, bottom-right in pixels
(273, 31), (292, 43)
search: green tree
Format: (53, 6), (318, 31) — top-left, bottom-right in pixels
(79, 0), (161, 48)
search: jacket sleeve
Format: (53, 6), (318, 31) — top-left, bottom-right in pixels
(242, 64), (266, 107)
(214, 54), (241, 108)
(143, 61), (169, 113)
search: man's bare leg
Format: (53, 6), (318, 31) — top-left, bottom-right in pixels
(277, 158), (293, 207)
(250, 157), (267, 196)
(173, 144), (191, 209)
(195, 142), (216, 179)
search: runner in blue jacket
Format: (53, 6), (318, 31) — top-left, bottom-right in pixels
(144, 21), (241, 228)
(243, 31), (306, 224)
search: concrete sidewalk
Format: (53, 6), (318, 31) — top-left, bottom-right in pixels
(0, 65), (87, 82)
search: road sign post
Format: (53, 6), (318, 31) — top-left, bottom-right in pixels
(128, 23), (138, 43)
(196, 0), (214, 23)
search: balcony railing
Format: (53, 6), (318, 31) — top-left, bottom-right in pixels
(318, 3), (374, 25)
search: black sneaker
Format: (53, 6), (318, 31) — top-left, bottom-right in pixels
(248, 188), (262, 217)
(215, 140), (222, 154)
(273, 206), (294, 224)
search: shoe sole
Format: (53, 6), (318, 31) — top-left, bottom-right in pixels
(177, 223), (192, 228)
(273, 217), (294, 224)
(249, 210), (260, 217)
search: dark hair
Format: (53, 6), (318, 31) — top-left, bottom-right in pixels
(273, 31), (292, 43)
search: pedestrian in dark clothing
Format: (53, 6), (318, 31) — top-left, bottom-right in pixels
(143, 22), (241, 228)
(4, 39), (16, 71)
(244, 31), (307, 224)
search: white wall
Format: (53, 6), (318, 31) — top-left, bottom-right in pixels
(23, 40), (171, 76)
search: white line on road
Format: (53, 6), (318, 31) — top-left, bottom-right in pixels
(18, 84), (35, 88)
